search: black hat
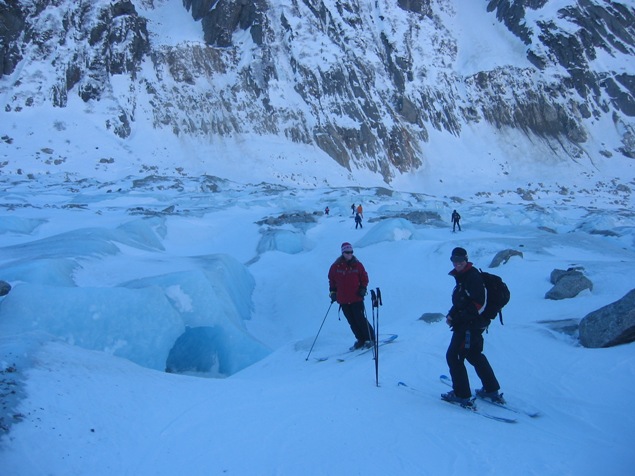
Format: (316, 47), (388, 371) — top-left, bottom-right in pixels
(450, 247), (468, 262)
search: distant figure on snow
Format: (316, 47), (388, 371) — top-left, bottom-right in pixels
(451, 209), (461, 232)
(328, 242), (374, 350)
(325, 206), (330, 215)
(351, 203), (356, 215)
(441, 247), (502, 407)
(356, 204), (363, 218)
(355, 212), (363, 229)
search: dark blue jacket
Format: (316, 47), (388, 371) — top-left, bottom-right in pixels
(448, 263), (486, 330)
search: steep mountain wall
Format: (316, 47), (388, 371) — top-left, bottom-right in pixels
(0, 0), (633, 183)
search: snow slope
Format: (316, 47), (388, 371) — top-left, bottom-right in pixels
(0, 178), (634, 475)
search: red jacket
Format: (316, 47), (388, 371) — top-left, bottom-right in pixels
(328, 256), (369, 304)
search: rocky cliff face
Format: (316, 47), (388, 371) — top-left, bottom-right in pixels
(487, 0), (635, 153)
(0, 0), (633, 182)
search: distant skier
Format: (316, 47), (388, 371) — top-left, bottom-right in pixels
(441, 247), (502, 406)
(356, 204), (363, 218)
(355, 212), (363, 229)
(325, 206), (330, 215)
(451, 209), (461, 232)
(328, 242), (374, 350)
(351, 203), (356, 215)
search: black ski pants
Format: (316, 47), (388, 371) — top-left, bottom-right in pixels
(341, 301), (374, 342)
(446, 328), (499, 398)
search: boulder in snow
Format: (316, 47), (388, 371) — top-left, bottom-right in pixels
(488, 249), (523, 268)
(545, 268), (593, 300)
(579, 289), (635, 348)
(419, 312), (445, 323)
(0, 280), (10, 296)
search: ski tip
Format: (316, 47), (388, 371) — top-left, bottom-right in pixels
(397, 381), (408, 387)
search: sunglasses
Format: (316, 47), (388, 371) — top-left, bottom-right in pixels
(450, 256), (466, 263)
(343, 251), (354, 255)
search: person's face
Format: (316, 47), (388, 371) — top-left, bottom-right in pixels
(451, 257), (467, 272)
(343, 251), (354, 261)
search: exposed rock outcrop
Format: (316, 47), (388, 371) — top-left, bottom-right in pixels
(579, 289), (635, 348)
(1, 0), (633, 180)
(0, 280), (11, 296)
(545, 268), (593, 300)
(489, 249), (523, 268)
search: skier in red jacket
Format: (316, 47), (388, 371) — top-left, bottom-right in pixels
(328, 242), (375, 350)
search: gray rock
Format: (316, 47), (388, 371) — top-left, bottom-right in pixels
(0, 281), (11, 296)
(489, 249), (524, 268)
(371, 210), (442, 225)
(256, 211), (318, 227)
(549, 267), (581, 284)
(419, 312), (445, 323)
(0, 1), (24, 76)
(545, 268), (593, 300)
(579, 289), (635, 348)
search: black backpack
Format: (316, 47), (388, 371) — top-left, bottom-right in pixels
(479, 270), (510, 324)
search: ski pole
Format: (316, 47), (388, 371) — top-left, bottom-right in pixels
(362, 300), (373, 354)
(305, 301), (334, 361)
(370, 289), (378, 354)
(366, 292), (376, 361)
(370, 289), (377, 386)
(373, 288), (382, 387)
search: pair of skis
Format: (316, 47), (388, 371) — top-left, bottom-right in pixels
(313, 334), (397, 362)
(439, 375), (540, 418)
(398, 375), (541, 424)
(306, 287), (388, 387)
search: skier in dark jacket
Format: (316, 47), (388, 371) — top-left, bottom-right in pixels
(328, 242), (374, 350)
(354, 212), (363, 229)
(451, 210), (461, 232)
(441, 247), (502, 406)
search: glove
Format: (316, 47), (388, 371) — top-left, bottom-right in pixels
(357, 287), (367, 297)
(450, 308), (475, 327)
(329, 291), (337, 303)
